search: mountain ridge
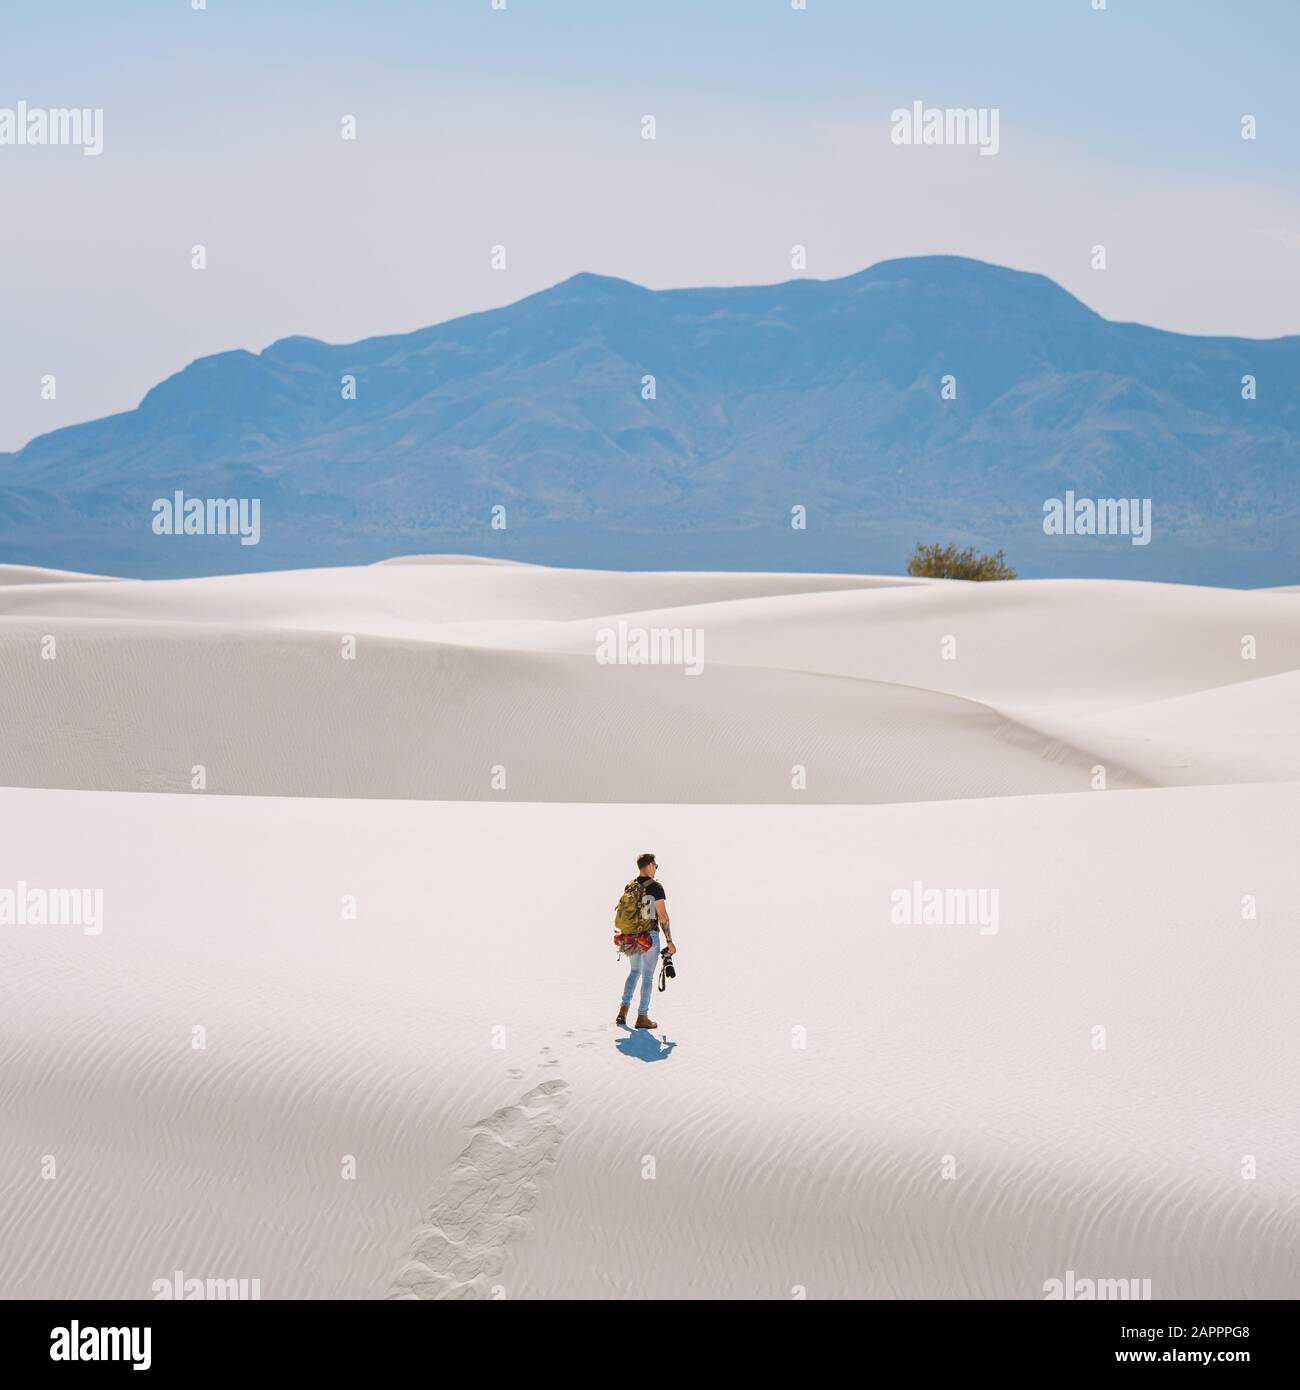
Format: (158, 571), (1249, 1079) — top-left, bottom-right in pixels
(3, 255), (1297, 583)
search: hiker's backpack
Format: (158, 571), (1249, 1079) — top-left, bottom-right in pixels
(613, 877), (657, 936)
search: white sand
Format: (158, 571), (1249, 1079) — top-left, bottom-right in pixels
(0, 564), (120, 587)
(2, 561), (1297, 801)
(0, 559), (1296, 1299)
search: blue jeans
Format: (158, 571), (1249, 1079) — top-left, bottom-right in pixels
(621, 930), (660, 1018)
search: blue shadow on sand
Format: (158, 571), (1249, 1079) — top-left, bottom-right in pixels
(615, 1028), (677, 1063)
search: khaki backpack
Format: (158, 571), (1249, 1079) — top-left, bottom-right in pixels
(613, 877), (658, 937)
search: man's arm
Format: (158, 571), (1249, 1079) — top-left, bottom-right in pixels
(656, 899), (676, 954)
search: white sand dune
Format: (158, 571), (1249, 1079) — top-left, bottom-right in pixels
(0, 784), (1295, 1299)
(0, 615), (1153, 802)
(466, 578), (1300, 715)
(0, 560), (919, 636)
(0, 560), (1296, 801)
(1, 557), (1296, 1301)
(377, 553), (539, 566)
(1025, 669), (1300, 786)
(0, 564), (120, 587)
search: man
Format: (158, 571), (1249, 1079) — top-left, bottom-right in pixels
(617, 853), (676, 1029)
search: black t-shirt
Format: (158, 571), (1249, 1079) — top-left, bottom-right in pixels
(636, 875), (665, 928)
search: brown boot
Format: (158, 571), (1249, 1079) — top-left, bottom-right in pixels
(616, 1004), (629, 1025)
(634, 1014), (658, 1029)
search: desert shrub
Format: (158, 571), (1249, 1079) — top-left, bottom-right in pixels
(906, 543), (1017, 581)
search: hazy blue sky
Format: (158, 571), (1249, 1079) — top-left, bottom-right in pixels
(2, 0), (1298, 450)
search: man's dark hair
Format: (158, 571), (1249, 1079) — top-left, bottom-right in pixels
(637, 852), (656, 872)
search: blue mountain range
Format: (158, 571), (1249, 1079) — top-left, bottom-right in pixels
(3, 255), (1296, 583)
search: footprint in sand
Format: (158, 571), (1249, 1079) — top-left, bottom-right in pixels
(577, 1023), (611, 1049)
(387, 1079), (570, 1300)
